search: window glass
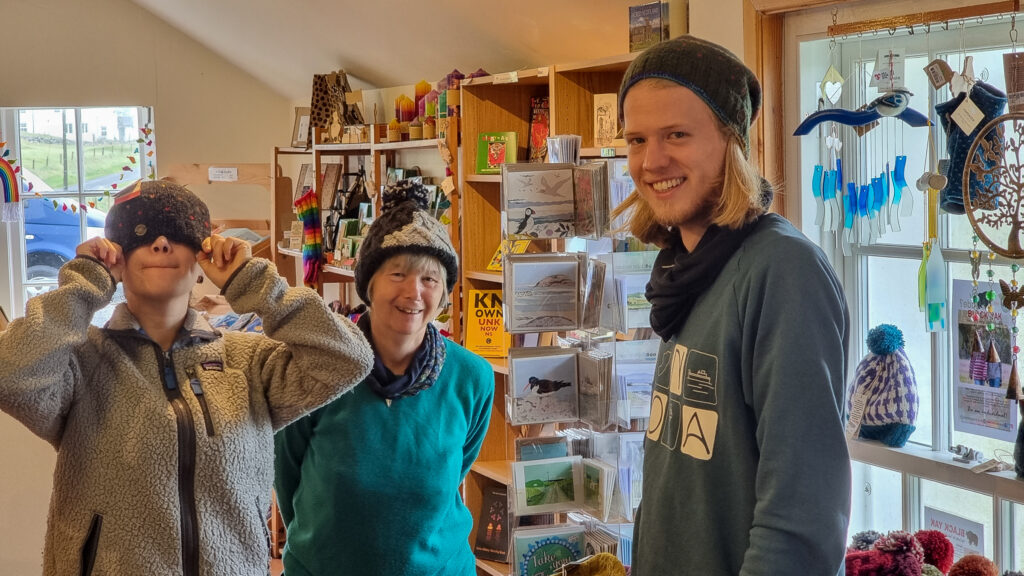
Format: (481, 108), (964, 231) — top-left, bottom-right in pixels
(866, 256), (933, 446)
(849, 461), (902, 539)
(920, 479), (993, 560)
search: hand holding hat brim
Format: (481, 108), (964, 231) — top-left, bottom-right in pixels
(197, 234), (251, 289)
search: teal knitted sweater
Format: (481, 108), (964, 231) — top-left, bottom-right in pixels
(274, 339), (494, 576)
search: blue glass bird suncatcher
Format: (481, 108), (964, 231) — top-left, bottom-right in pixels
(793, 89), (931, 136)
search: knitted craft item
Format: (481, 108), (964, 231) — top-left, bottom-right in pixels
(845, 530), (924, 576)
(294, 188), (323, 289)
(848, 324), (919, 447)
(935, 82), (1006, 215)
(354, 179), (458, 303)
(922, 565), (944, 576)
(849, 530), (884, 552)
(914, 529), (954, 574)
(105, 180), (211, 255)
(618, 35), (761, 154)
(948, 554), (999, 576)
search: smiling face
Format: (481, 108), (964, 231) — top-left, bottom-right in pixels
(367, 254), (447, 345)
(623, 78), (729, 249)
(121, 235), (201, 304)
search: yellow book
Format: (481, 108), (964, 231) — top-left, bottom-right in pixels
(485, 239), (531, 272)
(465, 290), (511, 358)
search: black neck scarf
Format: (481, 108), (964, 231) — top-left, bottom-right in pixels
(356, 312), (446, 400)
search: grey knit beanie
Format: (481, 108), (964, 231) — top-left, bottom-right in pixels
(618, 35), (761, 153)
(354, 180), (458, 303)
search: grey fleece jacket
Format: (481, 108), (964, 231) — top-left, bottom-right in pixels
(0, 256), (374, 576)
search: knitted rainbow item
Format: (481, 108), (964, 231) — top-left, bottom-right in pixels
(847, 324), (919, 447)
(294, 189), (323, 289)
(0, 156), (20, 222)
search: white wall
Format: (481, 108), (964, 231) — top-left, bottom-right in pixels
(0, 0), (292, 571)
(689, 0), (747, 61)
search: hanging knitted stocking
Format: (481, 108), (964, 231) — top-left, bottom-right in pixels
(934, 81), (1007, 214)
(294, 189), (323, 290)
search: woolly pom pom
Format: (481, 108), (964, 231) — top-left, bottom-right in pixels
(1004, 571), (1024, 576)
(922, 564), (943, 576)
(381, 179), (430, 213)
(948, 554), (999, 576)
(867, 324), (905, 355)
(850, 530), (884, 551)
(914, 529), (955, 573)
(874, 530), (924, 561)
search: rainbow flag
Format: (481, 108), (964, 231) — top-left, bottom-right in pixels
(0, 157), (20, 223)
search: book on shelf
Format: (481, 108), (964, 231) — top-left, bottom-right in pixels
(512, 523), (585, 576)
(527, 96), (550, 163)
(477, 131), (518, 175)
(474, 483), (510, 563)
(486, 239), (532, 272)
(629, 1), (670, 53)
(465, 289), (511, 358)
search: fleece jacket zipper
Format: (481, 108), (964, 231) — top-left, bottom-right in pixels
(158, 348), (201, 576)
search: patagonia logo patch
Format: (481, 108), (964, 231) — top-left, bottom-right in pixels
(201, 361), (223, 371)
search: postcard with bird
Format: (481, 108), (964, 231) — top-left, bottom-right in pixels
(509, 347), (579, 425)
(502, 163), (576, 240)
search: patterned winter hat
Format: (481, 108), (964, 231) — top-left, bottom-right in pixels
(105, 180), (211, 255)
(847, 324), (918, 447)
(354, 180), (458, 303)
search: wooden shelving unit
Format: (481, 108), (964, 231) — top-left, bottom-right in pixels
(459, 54), (640, 575)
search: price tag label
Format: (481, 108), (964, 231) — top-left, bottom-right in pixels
(600, 147), (616, 158)
(441, 176), (455, 194)
(493, 71), (519, 84)
(208, 167), (238, 182)
(845, 391), (868, 440)
(952, 96), (985, 134)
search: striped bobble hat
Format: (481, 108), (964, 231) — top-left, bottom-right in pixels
(847, 324), (918, 447)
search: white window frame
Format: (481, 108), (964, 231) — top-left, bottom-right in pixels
(0, 106), (154, 317)
(785, 1), (1024, 568)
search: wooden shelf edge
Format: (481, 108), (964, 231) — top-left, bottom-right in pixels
(465, 270), (503, 283)
(476, 558), (510, 576)
(580, 146), (628, 158)
(277, 244), (302, 258)
(374, 138), (443, 151)
(486, 358), (508, 375)
(554, 51), (638, 74)
(313, 142), (372, 153)
(461, 67), (550, 87)
(470, 460), (512, 486)
(322, 264), (356, 278)
(275, 147), (313, 155)
(465, 174), (502, 183)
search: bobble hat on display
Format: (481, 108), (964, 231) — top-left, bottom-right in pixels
(354, 179), (459, 304)
(847, 324), (919, 447)
(104, 180), (212, 255)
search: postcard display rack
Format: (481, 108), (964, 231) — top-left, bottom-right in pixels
(459, 53), (661, 576)
(271, 120), (463, 340)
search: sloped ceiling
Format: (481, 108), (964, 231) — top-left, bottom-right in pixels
(131, 0), (639, 101)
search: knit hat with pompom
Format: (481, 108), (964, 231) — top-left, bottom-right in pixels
(847, 324), (919, 447)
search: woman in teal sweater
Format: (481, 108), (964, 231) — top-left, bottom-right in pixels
(274, 181), (494, 576)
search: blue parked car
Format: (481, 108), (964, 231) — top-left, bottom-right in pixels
(24, 197), (107, 282)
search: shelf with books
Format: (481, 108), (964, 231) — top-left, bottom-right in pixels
(470, 459), (512, 486)
(476, 558), (509, 576)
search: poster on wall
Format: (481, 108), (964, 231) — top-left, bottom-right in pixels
(924, 506), (985, 562)
(951, 279), (1018, 443)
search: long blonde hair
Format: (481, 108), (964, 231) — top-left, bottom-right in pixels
(612, 129), (768, 248)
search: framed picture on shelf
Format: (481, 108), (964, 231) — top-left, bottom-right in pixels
(507, 346), (579, 425)
(291, 107), (312, 148)
(504, 254), (581, 333)
(511, 455), (584, 515)
(502, 163), (575, 239)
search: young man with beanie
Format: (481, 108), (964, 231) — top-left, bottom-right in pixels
(615, 36), (851, 575)
(0, 180), (373, 575)
(274, 180), (494, 576)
